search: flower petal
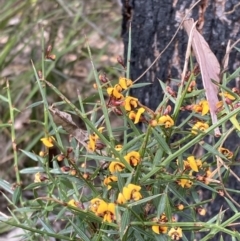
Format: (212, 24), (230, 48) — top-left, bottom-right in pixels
(125, 151), (141, 166)
(187, 156), (199, 172)
(119, 77), (133, 90)
(117, 192), (127, 204)
(40, 136), (55, 148)
(134, 107), (145, 124)
(124, 96), (138, 111)
(109, 161), (125, 174)
(158, 115), (174, 128)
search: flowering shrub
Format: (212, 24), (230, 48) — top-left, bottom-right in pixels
(1, 45), (240, 241)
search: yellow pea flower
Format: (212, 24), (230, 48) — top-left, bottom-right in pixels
(192, 100), (209, 116)
(34, 172), (48, 183)
(87, 127), (104, 152)
(218, 147), (233, 159)
(115, 144), (123, 151)
(184, 156), (202, 172)
(107, 86), (124, 99)
(177, 178), (193, 188)
(40, 136), (55, 148)
(109, 161), (125, 174)
(96, 202), (116, 223)
(119, 77), (133, 90)
(103, 176), (118, 190)
(151, 215), (169, 234)
(158, 115), (174, 128)
(219, 92), (235, 100)
(124, 96), (138, 111)
(191, 122), (209, 135)
(124, 151), (141, 167)
(168, 227), (183, 240)
(117, 193), (127, 204)
(117, 183), (142, 204)
(67, 199), (77, 207)
(34, 172), (42, 183)
(89, 198), (107, 213)
(176, 204), (184, 211)
(128, 107), (145, 124)
(152, 225), (168, 234)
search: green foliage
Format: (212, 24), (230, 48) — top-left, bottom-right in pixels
(0, 0), (121, 181)
(1, 1), (240, 241)
(1, 42), (240, 239)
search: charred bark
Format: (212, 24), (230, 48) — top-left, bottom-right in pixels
(122, 0), (240, 109)
(121, 1), (240, 240)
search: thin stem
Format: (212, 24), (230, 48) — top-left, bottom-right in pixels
(41, 27), (49, 133)
(85, 38), (114, 145)
(6, 80), (21, 200)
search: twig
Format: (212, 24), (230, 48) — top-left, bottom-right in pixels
(216, 156), (240, 208)
(224, 2), (240, 14)
(181, 20), (198, 85)
(222, 39), (240, 72)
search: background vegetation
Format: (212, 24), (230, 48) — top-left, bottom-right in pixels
(0, 0), (122, 184)
(1, 1), (240, 241)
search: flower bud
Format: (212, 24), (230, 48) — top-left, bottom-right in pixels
(197, 207), (206, 216)
(117, 55), (125, 68)
(176, 204), (184, 210)
(61, 166), (71, 172)
(39, 151), (46, 157)
(57, 154), (65, 162)
(150, 119), (158, 127)
(99, 73), (109, 83)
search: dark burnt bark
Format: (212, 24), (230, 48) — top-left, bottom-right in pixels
(122, 0), (240, 109)
(121, 1), (240, 240)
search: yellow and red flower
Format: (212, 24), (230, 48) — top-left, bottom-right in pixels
(177, 178), (193, 188)
(152, 225), (168, 234)
(168, 227), (183, 240)
(124, 151), (141, 167)
(176, 204), (184, 211)
(67, 199), (77, 207)
(34, 172), (48, 183)
(67, 199), (82, 209)
(117, 183), (142, 204)
(96, 202), (116, 222)
(119, 77), (133, 90)
(197, 207), (206, 216)
(109, 161), (125, 174)
(151, 215), (169, 234)
(107, 85), (124, 99)
(191, 122), (209, 135)
(103, 176), (118, 190)
(106, 77), (133, 100)
(187, 80), (196, 92)
(219, 92), (235, 100)
(87, 127), (104, 152)
(192, 100), (209, 116)
(128, 107), (145, 124)
(218, 147), (233, 159)
(40, 136), (55, 148)
(158, 115), (174, 128)
(115, 144), (123, 151)
(89, 198), (107, 213)
(183, 156), (202, 172)
(124, 96), (139, 111)
(90, 198), (116, 223)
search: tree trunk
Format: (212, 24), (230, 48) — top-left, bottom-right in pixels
(122, 0), (239, 109)
(121, 1), (240, 240)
